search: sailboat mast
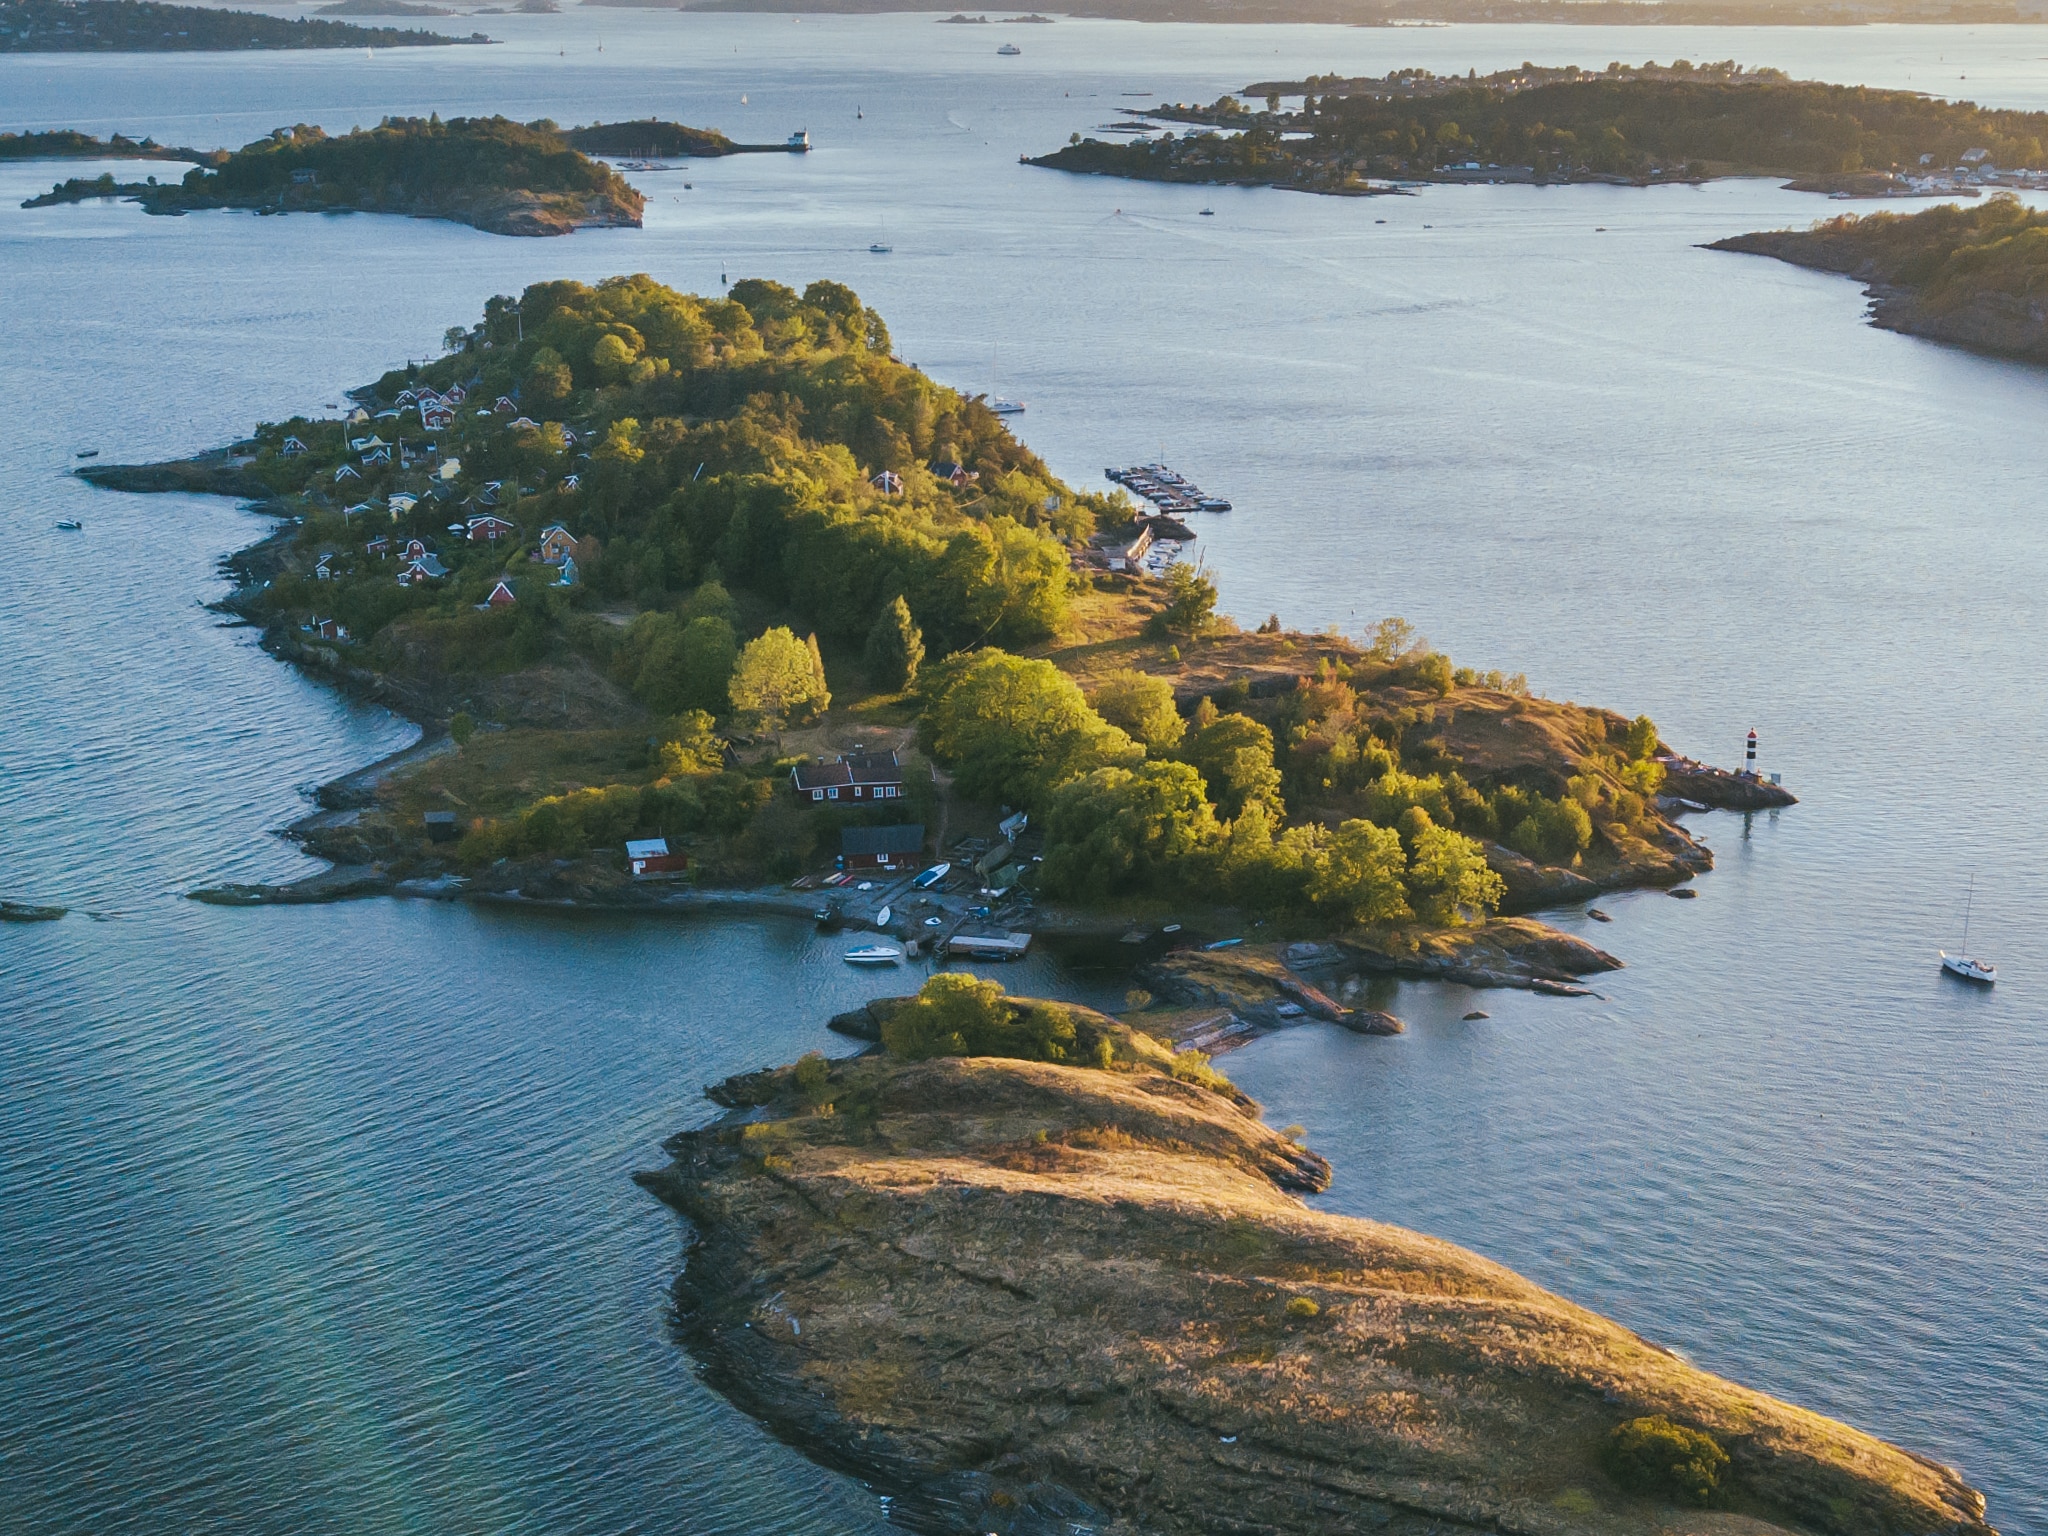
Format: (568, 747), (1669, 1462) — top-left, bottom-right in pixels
(1962, 874), (1974, 956)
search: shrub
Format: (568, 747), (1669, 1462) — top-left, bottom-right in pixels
(450, 710), (475, 744)
(880, 974), (1076, 1064)
(1169, 1047), (1230, 1092)
(1603, 1416), (1728, 1506)
(1088, 668), (1185, 751)
(1285, 1296), (1320, 1318)
(791, 1050), (830, 1102)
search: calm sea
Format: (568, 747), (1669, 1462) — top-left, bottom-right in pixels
(3, 13), (2045, 1532)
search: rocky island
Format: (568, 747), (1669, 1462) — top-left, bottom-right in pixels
(24, 117), (645, 238)
(1028, 64), (2048, 198)
(82, 275), (1781, 984)
(1711, 196), (2048, 367)
(0, 0), (478, 50)
(637, 979), (1993, 1536)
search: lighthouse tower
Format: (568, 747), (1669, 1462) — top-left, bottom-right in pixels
(1744, 729), (1758, 779)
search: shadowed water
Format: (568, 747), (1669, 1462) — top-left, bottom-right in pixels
(2, 14), (2045, 1534)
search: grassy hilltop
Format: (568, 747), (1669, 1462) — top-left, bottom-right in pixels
(640, 982), (1996, 1536)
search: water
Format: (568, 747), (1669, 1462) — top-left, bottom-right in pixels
(3, 13), (2046, 1532)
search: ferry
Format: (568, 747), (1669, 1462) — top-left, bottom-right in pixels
(786, 130), (811, 151)
(997, 42), (1021, 54)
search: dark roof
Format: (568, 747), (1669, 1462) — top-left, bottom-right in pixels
(841, 824), (925, 857)
(422, 811), (457, 826)
(793, 749), (902, 791)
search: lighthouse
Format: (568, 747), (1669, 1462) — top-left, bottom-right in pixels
(1744, 728), (1758, 779)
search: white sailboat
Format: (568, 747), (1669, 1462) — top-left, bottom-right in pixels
(1939, 876), (1997, 984)
(988, 345), (1024, 415)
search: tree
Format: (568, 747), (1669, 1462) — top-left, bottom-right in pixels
(730, 626), (830, 742)
(865, 595), (924, 691)
(920, 650), (1139, 811)
(1151, 560), (1217, 636)
(1088, 669), (1185, 752)
(659, 709), (724, 777)
(1301, 818), (1411, 927)
(678, 615), (739, 714)
(1621, 713), (1659, 762)
(1364, 616), (1417, 662)
(1038, 761), (1221, 899)
(1178, 709), (1284, 821)
(1401, 812), (1504, 925)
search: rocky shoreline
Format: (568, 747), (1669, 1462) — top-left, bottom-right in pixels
(635, 1024), (1995, 1536)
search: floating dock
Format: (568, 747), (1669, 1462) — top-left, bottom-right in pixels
(1106, 464), (1230, 513)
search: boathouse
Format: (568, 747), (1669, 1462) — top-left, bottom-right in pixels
(839, 824), (925, 871)
(626, 837), (689, 877)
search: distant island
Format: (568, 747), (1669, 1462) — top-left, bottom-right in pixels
(0, 128), (199, 162)
(80, 272), (1789, 998)
(587, 0), (2043, 22)
(0, 0), (479, 50)
(1029, 64), (2048, 196)
(24, 117), (645, 237)
(1711, 195), (2048, 367)
(313, 0), (455, 16)
(639, 991), (1995, 1536)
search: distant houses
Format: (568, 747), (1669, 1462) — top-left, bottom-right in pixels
(398, 552), (447, 586)
(626, 837), (688, 877)
(280, 436), (308, 457)
(870, 469), (903, 496)
(482, 578), (517, 609)
(929, 460), (977, 487)
(537, 524), (579, 565)
(466, 514), (515, 544)
(791, 749), (906, 803)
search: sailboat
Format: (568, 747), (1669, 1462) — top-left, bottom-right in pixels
(1939, 875), (1997, 983)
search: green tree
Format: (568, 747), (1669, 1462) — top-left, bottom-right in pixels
(1151, 560), (1218, 637)
(1401, 812), (1504, 924)
(1300, 818), (1411, 926)
(1088, 669), (1185, 752)
(730, 626), (830, 742)
(920, 650), (1139, 811)
(1039, 761), (1221, 899)
(1603, 1417), (1728, 1507)
(1621, 713), (1659, 762)
(1364, 616), (1417, 662)
(864, 595), (924, 691)
(659, 709), (724, 777)
(679, 615), (739, 714)
(1179, 707), (1284, 821)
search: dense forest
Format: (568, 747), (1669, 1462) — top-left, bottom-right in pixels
(563, 120), (740, 157)
(1032, 65), (2048, 189)
(23, 117), (645, 237)
(214, 274), (1703, 928)
(0, 0), (471, 51)
(1712, 195), (2048, 365)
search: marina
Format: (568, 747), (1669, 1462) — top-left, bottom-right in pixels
(1107, 463), (1232, 513)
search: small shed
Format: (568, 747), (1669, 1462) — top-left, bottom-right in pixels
(423, 810), (459, 843)
(627, 837), (689, 877)
(484, 579), (517, 609)
(840, 823), (925, 871)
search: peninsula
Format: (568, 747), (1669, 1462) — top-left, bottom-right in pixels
(1711, 195), (2048, 367)
(81, 275), (1787, 983)
(24, 117), (645, 238)
(1028, 64), (2048, 198)
(638, 982), (1993, 1536)
(0, 0), (477, 50)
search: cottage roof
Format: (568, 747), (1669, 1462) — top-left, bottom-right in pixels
(792, 749), (901, 791)
(841, 824), (926, 857)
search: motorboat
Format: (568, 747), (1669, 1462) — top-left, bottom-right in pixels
(912, 862), (951, 889)
(997, 42), (1021, 54)
(1199, 207), (1214, 216)
(874, 904), (892, 927)
(843, 944), (903, 966)
(989, 398), (1025, 415)
(869, 242), (892, 253)
(56, 519), (83, 531)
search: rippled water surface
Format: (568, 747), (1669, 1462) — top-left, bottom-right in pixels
(3, 14), (2046, 1534)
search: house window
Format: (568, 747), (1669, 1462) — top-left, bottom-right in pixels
(812, 790), (823, 801)
(828, 788), (839, 799)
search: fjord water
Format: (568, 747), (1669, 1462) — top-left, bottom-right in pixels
(4, 13), (2046, 1531)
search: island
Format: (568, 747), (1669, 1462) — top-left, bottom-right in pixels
(0, 0), (479, 51)
(1027, 64), (2048, 198)
(76, 272), (1792, 1000)
(1710, 195), (2048, 367)
(635, 981), (1994, 1535)
(23, 117), (645, 238)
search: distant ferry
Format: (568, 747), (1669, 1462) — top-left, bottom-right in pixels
(997, 42), (1021, 54)
(787, 129), (811, 151)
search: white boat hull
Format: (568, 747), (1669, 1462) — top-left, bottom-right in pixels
(844, 946), (902, 966)
(1940, 950), (1996, 984)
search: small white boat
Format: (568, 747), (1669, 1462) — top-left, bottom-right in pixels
(843, 944), (903, 966)
(874, 904), (892, 927)
(56, 519), (83, 531)
(1939, 876), (1996, 984)
(869, 242), (892, 253)
(989, 398), (1025, 415)
(997, 42), (1021, 54)
(912, 862), (951, 890)
(1940, 951), (1996, 984)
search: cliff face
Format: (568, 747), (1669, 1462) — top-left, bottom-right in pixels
(639, 1035), (1992, 1536)
(1711, 228), (2048, 367)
